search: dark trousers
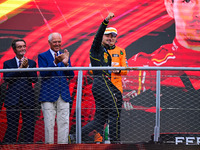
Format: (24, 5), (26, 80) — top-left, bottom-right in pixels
(3, 104), (35, 144)
(82, 76), (120, 142)
(109, 84), (123, 142)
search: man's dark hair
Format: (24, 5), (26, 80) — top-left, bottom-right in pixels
(11, 39), (26, 50)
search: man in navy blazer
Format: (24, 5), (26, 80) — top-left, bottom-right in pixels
(3, 39), (37, 144)
(38, 32), (74, 144)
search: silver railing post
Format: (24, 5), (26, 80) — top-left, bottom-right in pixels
(154, 70), (161, 142)
(76, 70), (83, 143)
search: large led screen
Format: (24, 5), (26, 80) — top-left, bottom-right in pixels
(1, 0), (200, 144)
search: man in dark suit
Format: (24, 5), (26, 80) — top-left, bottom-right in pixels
(3, 39), (37, 144)
(38, 32), (74, 144)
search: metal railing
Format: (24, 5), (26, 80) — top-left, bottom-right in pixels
(0, 66), (200, 144)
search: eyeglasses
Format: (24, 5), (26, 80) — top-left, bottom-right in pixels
(16, 45), (26, 49)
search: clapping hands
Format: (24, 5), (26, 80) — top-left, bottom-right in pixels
(19, 57), (29, 68)
(54, 49), (69, 66)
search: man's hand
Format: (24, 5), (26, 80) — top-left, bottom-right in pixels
(20, 57), (29, 68)
(112, 70), (120, 74)
(112, 62), (120, 74)
(54, 53), (62, 65)
(105, 12), (114, 21)
(54, 49), (69, 66)
(123, 101), (134, 111)
(62, 49), (69, 66)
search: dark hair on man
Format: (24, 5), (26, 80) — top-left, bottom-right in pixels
(11, 39), (26, 50)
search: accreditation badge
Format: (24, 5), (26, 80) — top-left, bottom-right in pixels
(104, 52), (108, 63)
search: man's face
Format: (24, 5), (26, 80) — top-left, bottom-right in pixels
(14, 41), (26, 57)
(48, 34), (62, 52)
(102, 33), (117, 47)
(173, 0), (200, 42)
(109, 34), (117, 46)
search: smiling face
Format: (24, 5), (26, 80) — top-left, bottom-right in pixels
(102, 33), (117, 47)
(14, 41), (26, 59)
(109, 34), (117, 46)
(165, 0), (200, 50)
(48, 33), (62, 52)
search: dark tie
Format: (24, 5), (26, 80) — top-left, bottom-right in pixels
(19, 60), (22, 67)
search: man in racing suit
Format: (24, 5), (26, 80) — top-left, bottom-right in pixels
(87, 27), (128, 143)
(82, 12), (120, 143)
(122, 0), (200, 142)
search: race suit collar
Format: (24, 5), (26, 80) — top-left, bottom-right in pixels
(108, 45), (116, 50)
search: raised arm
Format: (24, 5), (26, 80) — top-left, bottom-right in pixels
(91, 12), (115, 52)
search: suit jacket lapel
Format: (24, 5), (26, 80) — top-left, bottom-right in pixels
(47, 49), (54, 62)
(11, 57), (18, 68)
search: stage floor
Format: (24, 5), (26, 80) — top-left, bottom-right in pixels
(0, 143), (199, 150)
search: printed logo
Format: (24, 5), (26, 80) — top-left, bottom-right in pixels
(104, 52), (108, 63)
(112, 54), (119, 57)
(175, 137), (200, 145)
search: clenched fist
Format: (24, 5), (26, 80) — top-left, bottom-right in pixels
(105, 12), (114, 21)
